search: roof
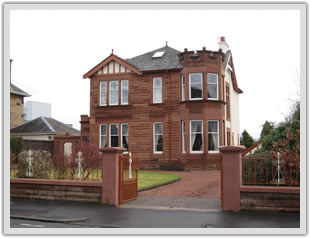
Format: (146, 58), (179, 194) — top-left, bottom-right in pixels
(10, 83), (31, 97)
(10, 116), (80, 136)
(126, 45), (183, 71)
(224, 50), (243, 94)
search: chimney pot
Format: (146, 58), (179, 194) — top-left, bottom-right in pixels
(202, 46), (206, 51)
(220, 36), (226, 42)
(184, 48), (188, 52)
(219, 48), (222, 52)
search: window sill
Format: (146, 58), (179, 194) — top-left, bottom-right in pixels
(179, 100), (225, 104)
(149, 103), (166, 106)
(96, 104), (132, 108)
(190, 151), (204, 154)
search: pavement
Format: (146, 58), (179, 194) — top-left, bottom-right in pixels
(121, 195), (221, 212)
(10, 198), (300, 228)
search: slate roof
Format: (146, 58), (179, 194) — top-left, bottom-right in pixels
(10, 83), (31, 97)
(126, 45), (183, 71)
(10, 116), (80, 135)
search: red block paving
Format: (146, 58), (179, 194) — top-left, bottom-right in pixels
(139, 170), (221, 199)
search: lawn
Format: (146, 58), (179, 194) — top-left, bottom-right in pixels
(10, 166), (180, 191)
(138, 171), (180, 191)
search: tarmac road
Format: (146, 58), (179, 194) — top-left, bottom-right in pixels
(9, 198), (300, 229)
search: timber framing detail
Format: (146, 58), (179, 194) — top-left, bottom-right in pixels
(83, 54), (142, 79)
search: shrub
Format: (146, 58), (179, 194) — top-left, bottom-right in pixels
(10, 136), (24, 155)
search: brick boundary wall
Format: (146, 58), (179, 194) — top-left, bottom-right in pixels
(10, 179), (102, 203)
(23, 140), (54, 154)
(240, 186), (300, 212)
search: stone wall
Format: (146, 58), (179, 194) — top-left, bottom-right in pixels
(10, 94), (24, 128)
(10, 179), (102, 203)
(240, 186), (300, 212)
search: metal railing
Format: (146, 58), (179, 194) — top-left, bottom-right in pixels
(10, 150), (102, 181)
(242, 151), (300, 186)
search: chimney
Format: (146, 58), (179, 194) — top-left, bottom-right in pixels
(218, 36), (230, 53)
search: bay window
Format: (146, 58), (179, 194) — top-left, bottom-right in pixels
(190, 120), (203, 153)
(208, 120), (219, 152)
(121, 80), (129, 105)
(121, 123), (129, 150)
(100, 81), (107, 106)
(189, 73), (203, 100)
(109, 123), (119, 147)
(100, 124), (107, 147)
(153, 122), (163, 153)
(207, 73), (218, 100)
(153, 77), (162, 103)
(109, 81), (119, 105)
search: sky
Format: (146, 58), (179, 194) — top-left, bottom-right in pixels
(9, 8), (300, 140)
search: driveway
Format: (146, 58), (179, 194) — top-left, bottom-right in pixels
(121, 170), (221, 211)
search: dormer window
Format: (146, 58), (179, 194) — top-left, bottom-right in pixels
(152, 51), (165, 58)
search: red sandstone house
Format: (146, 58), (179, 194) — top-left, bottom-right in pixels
(81, 37), (243, 170)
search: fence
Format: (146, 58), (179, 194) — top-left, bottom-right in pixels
(242, 151), (300, 186)
(10, 150), (102, 181)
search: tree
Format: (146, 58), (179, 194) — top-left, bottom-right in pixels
(240, 130), (254, 149)
(260, 121), (274, 140)
(261, 101), (300, 152)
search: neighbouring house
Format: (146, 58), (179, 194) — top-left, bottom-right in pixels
(81, 37), (243, 170)
(24, 101), (52, 122)
(10, 83), (31, 128)
(10, 116), (80, 154)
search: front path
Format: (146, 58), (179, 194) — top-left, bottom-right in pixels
(122, 170), (221, 211)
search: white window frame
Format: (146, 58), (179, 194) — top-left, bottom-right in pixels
(153, 122), (163, 154)
(121, 80), (129, 105)
(99, 81), (107, 106)
(190, 120), (204, 154)
(189, 73), (203, 100)
(109, 123), (119, 147)
(109, 80), (119, 105)
(99, 124), (107, 148)
(121, 123), (129, 149)
(182, 120), (186, 153)
(181, 75), (185, 101)
(207, 73), (219, 100)
(208, 120), (220, 153)
(153, 77), (162, 103)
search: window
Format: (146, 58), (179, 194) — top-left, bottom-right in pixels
(153, 77), (162, 103)
(121, 123), (129, 150)
(208, 120), (219, 152)
(189, 73), (203, 100)
(190, 120), (203, 153)
(152, 51), (165, 58)
(207, 73), (218, 99)
(121, 80), (129, 105)
(109, 81), (119, 105)
(100, 81), (107, 106)
(181, 75), (185, 101)
(226, 83), (231, 120)
(100, 124), (107, 147)
(182, 121), (186, 153)
(109, 124), (119, 147)
(153, 122), (163, 153)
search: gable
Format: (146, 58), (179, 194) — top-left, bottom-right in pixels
(96, 60), (133, 75)
(83, 54), (142, 79)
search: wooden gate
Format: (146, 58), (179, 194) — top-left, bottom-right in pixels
(119, 153), (138, 205)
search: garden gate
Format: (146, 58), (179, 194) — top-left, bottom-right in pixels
(119, 152), (138, 204)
